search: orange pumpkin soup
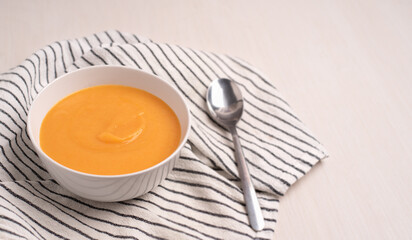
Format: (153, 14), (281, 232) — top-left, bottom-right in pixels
(40, 85), (181, 175)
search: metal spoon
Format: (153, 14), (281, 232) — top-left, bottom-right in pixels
(206, 78), (264, 231)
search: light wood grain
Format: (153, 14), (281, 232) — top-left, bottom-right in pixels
(1, 0), (411, 239)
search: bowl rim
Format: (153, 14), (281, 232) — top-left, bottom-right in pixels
(27, 65), (191, 178)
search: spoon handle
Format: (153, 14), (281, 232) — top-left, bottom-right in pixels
(229, 127), (265, 231)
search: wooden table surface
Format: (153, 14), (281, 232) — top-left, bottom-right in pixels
(1, 0), (411, 239)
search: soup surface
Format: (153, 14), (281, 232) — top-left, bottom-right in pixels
(40, 85), (181, 175)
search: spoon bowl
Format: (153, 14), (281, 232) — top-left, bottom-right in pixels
(206, 78), (243, 126)
(206, 78), (264, 231)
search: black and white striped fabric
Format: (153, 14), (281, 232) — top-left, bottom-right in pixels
(0, 30), (327, 239)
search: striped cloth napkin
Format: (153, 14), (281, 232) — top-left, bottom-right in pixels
(0, 30), (327, 240)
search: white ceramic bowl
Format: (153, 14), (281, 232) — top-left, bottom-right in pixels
(27, 66), (191, 202)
